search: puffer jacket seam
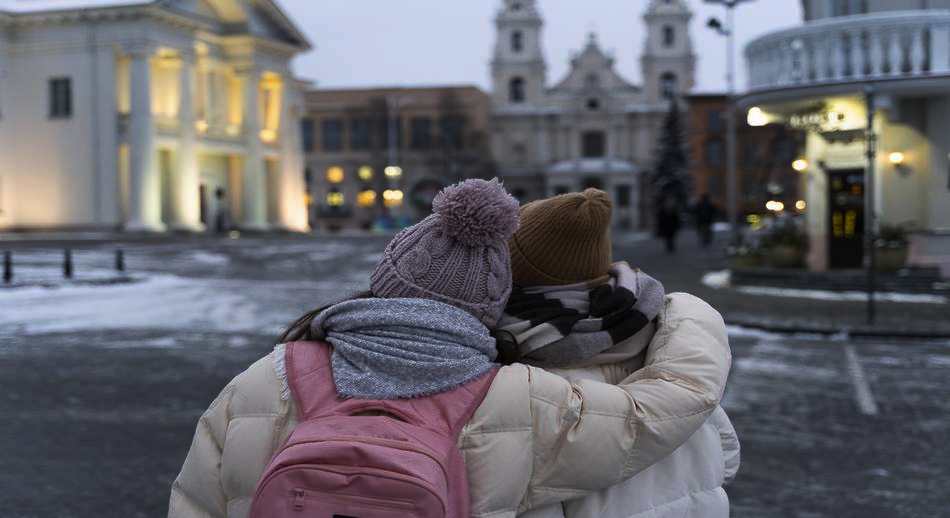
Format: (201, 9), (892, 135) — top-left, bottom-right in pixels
(227, 413), (282, 419)
(462, 426), (533, 435)
(629, 485), (728, 516)
(530, 392), (714, 423)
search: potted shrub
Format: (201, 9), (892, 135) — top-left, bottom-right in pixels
(761, 218), (808, 269)
(728, 245), (764, 269)
(875, 224), (910, 271)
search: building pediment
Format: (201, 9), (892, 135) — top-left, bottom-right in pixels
(0, 0), (310, 50)
(550, 33), (638, 95)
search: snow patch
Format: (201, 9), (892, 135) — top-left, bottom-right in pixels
(702, 270), (731, 289)
(735, 285), (947, 304)
(734, 357), (839, 381)
(187, 251), (230, 266)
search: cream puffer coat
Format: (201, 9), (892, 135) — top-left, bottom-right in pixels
(520, 330), (740, 518)
(167, 293), (731, 518)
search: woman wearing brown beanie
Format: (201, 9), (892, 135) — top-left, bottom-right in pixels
(500, 188), (739, 518)
(168, 180), (731, 518)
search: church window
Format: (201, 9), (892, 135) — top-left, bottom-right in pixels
(582, 177), (604, 190)
(663, 26), (675, 48)
(582, 131), (606, 158)
(512, 31), (524, 53)
(660, 72), (678, 99)
(586, 98), (600, 111)
(510, 77), (526, 103)
(586, 73), (600, 88)
(49, 77), (72, 119)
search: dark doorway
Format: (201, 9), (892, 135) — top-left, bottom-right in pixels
(582, 177), (604, 190)
(199, 184), (208, 227)
(827, 168), (865, 269)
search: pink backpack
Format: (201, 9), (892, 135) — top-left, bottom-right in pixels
(250, 341), (499, 518)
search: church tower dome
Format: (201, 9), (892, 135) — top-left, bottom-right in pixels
(641, 0), (696, 103)
(491, 0), (547, 108)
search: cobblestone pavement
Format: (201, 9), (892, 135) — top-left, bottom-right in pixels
(1, 233), (948, 517)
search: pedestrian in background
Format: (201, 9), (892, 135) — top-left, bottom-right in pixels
(693, 193), (718, 248)
(657, 196), (682, 253)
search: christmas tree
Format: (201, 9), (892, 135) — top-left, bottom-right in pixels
(651, 98), (690, 208)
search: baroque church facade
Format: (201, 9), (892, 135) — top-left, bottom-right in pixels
(490, 0), (695, 229)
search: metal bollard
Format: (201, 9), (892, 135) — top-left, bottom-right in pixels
(2, 251), (11, 284)
(115, 249), (125, 273)
(63, 248), (73, 279)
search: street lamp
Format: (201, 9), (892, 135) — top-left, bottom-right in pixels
(705, 0), (756, 244)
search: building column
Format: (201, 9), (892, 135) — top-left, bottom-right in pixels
(172, 51), (202, 231)
(277, 79), (309, 231)
(238, 67), (267, 230)
(125, 46), (163, 231)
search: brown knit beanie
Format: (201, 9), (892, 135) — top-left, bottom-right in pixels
(510, 188), (613, 286)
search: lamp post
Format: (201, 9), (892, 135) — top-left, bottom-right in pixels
(706, 0), (755, 244)
(864, 85), (877, 325)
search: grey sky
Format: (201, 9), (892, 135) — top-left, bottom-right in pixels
(282, 0), (802, 94)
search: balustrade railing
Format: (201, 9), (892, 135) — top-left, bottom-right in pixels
(746, 11), (950, 91)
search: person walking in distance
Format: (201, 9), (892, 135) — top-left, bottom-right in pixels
(657, 196), (682, 253)
(693, 193), (717, 248)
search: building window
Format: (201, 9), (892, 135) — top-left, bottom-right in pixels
(708, 110), (724, 133)
(581, 131), (606, 158)
(510, 77), (525, 103)
(582, 177), (604, 190)
(585, 73), (600, 88)
(512, 31), (524, 53)
(350, 117), (371, 150)
(663, 25), (675, 48)
(830, 0), (868, 16)
(300, 118), (315, 152)
(616, 185), (631, 207)
(554, 185), (569, 195)
(512, 188), (527, 200)
(49, 77), (72, 119)
(321, 119), (343, 151)
(439, 115), (466, 150)
(660, 72), (678, 99)
(705, 139), (724, 169)
(326, 166), (345, 184)
(586, 98), (600, 111)
(410, 116), (432, 150)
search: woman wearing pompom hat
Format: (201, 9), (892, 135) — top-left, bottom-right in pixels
(168, 179), (731, 518)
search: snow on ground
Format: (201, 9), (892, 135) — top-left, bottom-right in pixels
(0, 273), (366, 337)
(735, 285), (947, 304)
(702, 269), (947, 304)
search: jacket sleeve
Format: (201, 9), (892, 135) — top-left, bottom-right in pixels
(519, 292), (732, 510)
(167, 383), (235, 518)
(710, 405), (741, 485)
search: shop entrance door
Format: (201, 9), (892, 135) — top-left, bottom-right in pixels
(827, 169), (865, 269)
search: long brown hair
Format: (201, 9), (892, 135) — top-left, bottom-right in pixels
(278, 291), (374, 343)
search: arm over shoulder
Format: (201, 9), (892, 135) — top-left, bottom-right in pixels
(492, 293), (732, 511)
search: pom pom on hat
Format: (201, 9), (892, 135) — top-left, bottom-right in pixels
(432, 178), (520, 247)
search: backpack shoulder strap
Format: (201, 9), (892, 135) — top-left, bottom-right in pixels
(285, 340), (342, 420)
(431, 366), (501, 437)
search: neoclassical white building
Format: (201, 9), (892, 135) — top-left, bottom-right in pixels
(490, 0), (695, 229)
(0, 0), (310, 232)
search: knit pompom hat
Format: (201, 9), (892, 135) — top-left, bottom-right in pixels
(510, 188), (613, 286)
(370, 178), (520, 328)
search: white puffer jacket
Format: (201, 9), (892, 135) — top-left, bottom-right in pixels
(168, 293), (731, 518)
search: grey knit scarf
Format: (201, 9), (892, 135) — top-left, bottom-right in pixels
(496, 262), (665, 367)
(310, 297), (498, 399)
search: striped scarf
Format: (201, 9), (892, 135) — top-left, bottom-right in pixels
(496, 262), (665, 367)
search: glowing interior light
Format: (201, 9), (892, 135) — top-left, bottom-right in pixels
(792, 159), (809, 172)
(888, 152), (905, 165)
(747, 107), (768, 127)
(795, 200), (806, 211)
(326, 166), (344, 184)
